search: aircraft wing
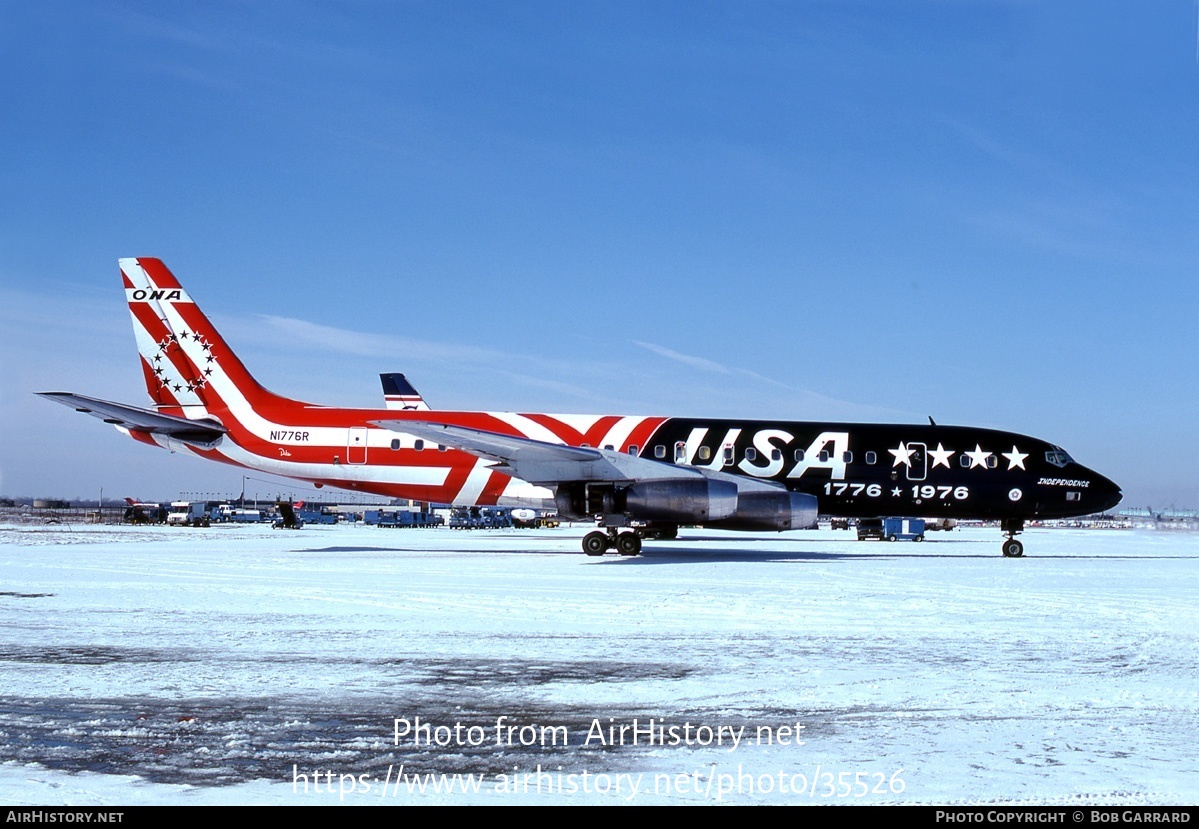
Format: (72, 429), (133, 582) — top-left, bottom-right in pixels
(37, 392), (227, 448)
(371, 419), (792, 493)
(372, 419), (732, 487)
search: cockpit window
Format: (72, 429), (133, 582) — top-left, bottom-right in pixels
(1045, 448), (1073, 468)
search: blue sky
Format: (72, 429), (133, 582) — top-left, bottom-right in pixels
(1, 1), (1196, 507)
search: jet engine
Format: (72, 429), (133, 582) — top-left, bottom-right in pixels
(708, 490), (819, 531)
(554, 479), (739, 523)
(624, 479), (739, 522)
(552, 479), (816, 529)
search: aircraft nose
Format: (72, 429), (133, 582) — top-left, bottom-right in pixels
(1092, 472), (1123, 512)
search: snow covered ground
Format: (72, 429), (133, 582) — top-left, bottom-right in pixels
(0, 522), (1195, 805)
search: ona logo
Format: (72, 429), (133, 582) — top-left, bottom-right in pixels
(127, 288), (187, 302)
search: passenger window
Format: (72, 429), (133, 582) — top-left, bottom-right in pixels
(771, 448), (781, 461)
(628, 445), (639, 456)
(865, 451), (877, 465)
(414, 439), (424, 451)
(745, 447), (757, 461)
(819, 450), (829, 463)
(438, 444), (446, 452)
(675, 442), (687, 462)
(960, 456), (971, 468)
(698, 446), (711, 461)
(723, 446), (734, 465)
(654, 445), (666, 459)
(390, 439), (400, 451)
(986, 456), (997, 469)
(603, 444), (614, 451)
(843, 451), (852, 463)
(794, 449), (805, 462)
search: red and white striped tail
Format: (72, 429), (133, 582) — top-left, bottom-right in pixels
(121, 257), (289, 417)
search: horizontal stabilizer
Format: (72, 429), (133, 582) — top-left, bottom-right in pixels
(37, 392), (227, 449)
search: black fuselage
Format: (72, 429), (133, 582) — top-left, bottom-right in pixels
(638, 420), (1122, 521)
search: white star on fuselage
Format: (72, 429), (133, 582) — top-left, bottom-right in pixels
(965, 444), (993, 469)
(889, 442), (915, 467)
(928, 443), (954, 469)
(1002, 446), (1028, 470)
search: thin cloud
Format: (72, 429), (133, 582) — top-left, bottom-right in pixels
(247, 314), (505, 367)
(633, 339), (794, 390)
(632, 340), (732, 374)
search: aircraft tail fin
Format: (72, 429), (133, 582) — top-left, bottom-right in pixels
(121, 257), (294, 416)
(380, 373), (431, 410)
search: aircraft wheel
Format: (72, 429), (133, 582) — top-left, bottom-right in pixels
(887, 534), (897, 542)
(583, 532), (609, 557)
(1002, 539), (1024, 558)
(914, 535), (924, 542)
(658, 526), (678, 540)
(615, 532), (642, 557)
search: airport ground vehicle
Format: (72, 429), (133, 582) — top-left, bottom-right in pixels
(364, 509), (443, 528)
(166, 501), (209, 527)
(857, 517), (925, 542)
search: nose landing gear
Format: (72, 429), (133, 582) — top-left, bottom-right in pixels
(1002, 537), (1024, 558)
(1001, 518), (1024, 557)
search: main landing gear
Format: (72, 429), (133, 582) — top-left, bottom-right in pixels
(1001, 518), (1024, 558)
(583, 528), (641, 557)
(580, 524), (678, 556)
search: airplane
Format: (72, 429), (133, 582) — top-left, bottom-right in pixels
(38, 258), (1122, 558)
(380, 373), (431, 411)
(121, 497), (164, 524)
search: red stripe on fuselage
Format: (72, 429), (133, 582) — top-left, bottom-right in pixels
(625, 417), (669, 453)
(481, 469), (512, 504)
(128, 430), (160, 448)
(523, 413), (623, 447)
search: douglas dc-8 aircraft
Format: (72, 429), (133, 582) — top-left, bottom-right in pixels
(40, 258), (1122, 558)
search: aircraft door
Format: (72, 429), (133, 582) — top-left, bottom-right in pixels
(348, 427), (368, 464)
(906, 442), (927, 481)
